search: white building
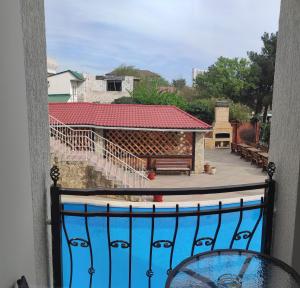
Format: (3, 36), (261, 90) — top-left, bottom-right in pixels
(83, 74), (139, 103)
(48, 70), (85, 103)
(48, 71), (139, 103)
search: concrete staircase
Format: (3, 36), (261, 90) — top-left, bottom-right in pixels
(49, 115), (149, 188)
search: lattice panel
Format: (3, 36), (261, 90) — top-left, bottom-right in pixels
(106, 130), (193, 156)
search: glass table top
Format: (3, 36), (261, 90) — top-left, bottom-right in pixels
(166, 250), (300, 288)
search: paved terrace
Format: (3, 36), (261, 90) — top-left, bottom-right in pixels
(149, 149), (266, 188)
(63, 149), (267, 207)
(146, 149), (266, 204)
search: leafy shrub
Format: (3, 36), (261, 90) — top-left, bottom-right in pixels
(112, 96), (139, 104)
(186, 98), (215, 124)
(229, 102), (251, 122)
(110, 65), (169, 86)
(186, 98), (251, 124)
(260, 123), (271, 145)
(129, 79), (188, 109)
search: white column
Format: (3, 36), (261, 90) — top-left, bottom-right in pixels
(0, 0), (49, 287)
(269, 0), (300, 273)
(194, 132), (205, 174)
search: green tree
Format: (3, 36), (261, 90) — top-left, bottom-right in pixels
(172, 78), (186, 89)
(110, 65), (169, 86)
(186, 98), (251, 124)
(229, 102), (251, 122)
(129, 79), (187, 109)
(178, 86), (198, 102)
(260, 122), (271, 145)
(194, 57), (254, 101)
(247, 32), (277, 122)
(186, 98), (215, 124)
(112, 96), (139, 104)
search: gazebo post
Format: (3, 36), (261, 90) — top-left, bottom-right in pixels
(194, 132), (205, 174)
(191, 132), (196, 172)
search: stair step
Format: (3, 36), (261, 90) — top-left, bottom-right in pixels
(49, 120), (147, 188)
(89, 155), (98, 165)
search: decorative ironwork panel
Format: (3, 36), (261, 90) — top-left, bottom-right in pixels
(50, 165), (276, 288)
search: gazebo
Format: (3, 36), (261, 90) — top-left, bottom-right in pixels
(48, 103), (211, 174)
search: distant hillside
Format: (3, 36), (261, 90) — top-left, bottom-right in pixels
(109, 65), (169, 86)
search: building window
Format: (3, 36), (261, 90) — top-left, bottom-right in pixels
(107, 80), (122, 91)
(71, 82), (78, 96)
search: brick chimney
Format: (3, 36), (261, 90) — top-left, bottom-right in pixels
(212, 100), (232, 148)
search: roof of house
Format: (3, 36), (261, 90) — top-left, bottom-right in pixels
(48, 70), (85, 81)
(95, 75), (140, 81)
(49, 103), (211, 131)
(49, 102), (211, 130)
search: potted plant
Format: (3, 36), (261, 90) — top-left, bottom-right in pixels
(204, 162), (210, 173)
(210, 166), (217, 175)
(153, 195), (163, 202)
(148, 170), (156, 180)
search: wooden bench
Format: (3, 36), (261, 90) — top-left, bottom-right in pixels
(155, 159), (191, 176)
(231, 143), (237, 153)
(246, 147), (259, 163)
(240, 147), (250, 160)
(258, 152), (269, 171)
(237, 143), (250, 156)
(252, 151), (263, 167)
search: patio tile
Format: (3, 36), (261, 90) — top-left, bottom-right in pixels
(148, 149), (266, 189)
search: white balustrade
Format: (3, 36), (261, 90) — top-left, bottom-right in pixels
(49, 115), (148, 188)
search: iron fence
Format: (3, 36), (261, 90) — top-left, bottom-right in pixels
(50, 162), (276, 288)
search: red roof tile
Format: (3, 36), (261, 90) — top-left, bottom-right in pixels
(48, 103), (211, 130)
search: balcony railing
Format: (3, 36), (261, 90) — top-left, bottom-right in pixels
(50, 163), (276, 288)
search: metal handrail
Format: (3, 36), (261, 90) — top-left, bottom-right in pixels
(56, 182), (268, 195)
(49, 163), (276, 288)
(49, 115), (148, 187)
(50, 125), (147, 178)
(66, 132), (146, 175)
(50, 114), (145, 168)
(50, 126), (76, 156)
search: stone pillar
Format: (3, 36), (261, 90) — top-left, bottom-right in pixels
(194, 132), (205, 174)
(269, 0), (300, 273)
(0, 0), (49, 286)
(94, 128), (105, 154)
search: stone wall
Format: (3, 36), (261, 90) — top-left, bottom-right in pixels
(52, 158), (113, 189)
(52, 158), (148, 202)
(194, 132), (205, 174)
(204, 138), (215, 150)
(215, 106), (229, 123)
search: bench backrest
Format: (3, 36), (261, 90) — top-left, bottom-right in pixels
(155, 158), (191, 168)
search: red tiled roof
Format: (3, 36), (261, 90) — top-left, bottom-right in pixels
(48, 103), (211, 130)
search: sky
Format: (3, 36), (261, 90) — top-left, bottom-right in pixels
(45, 0), (281, 85)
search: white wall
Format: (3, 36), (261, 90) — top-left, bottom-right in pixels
(122, 76), (135, 92)
(270, 0), (300, 273)
(48, 72), (77, 95)
(84, 74), (135, 103)
(49, 73), (136, 103)
(85, 91), (131, 103)
(0, 0), (49, 286)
